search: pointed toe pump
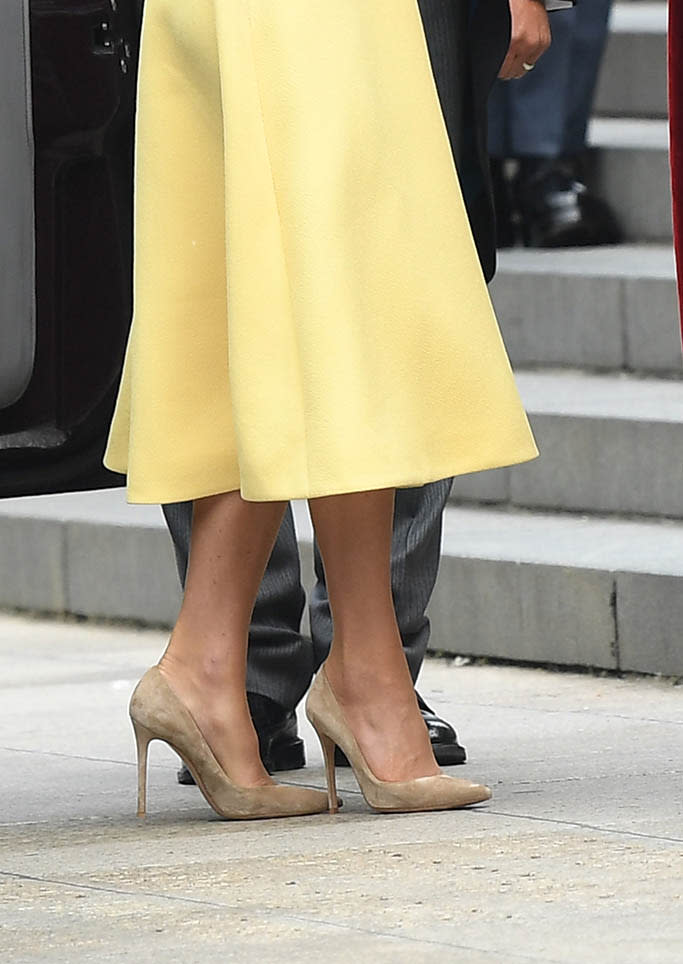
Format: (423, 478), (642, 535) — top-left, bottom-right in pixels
(305, 668), (492, 814)
(130, 667), (328, 820)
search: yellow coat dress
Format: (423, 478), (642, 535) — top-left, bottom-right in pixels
(104, 0), (538, 504)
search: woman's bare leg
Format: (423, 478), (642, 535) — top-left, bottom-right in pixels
(308, 489), (440, 782)
(159, 491), (287, 788)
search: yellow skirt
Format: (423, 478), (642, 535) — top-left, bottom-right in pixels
(104, 0), (538, 503)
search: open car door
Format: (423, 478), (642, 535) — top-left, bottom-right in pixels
(0, 0), (142, 498)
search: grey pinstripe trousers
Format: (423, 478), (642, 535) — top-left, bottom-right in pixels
(162, 0), (469, 710)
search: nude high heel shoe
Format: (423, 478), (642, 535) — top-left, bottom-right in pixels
(305, 668), (492, 814)
(130, 667), (328, 820)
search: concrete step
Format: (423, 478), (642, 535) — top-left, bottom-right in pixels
(490, 245), (681, 373)
(587, 118), (672, 242)
(431, 505), (683, 677)
(0, 490), (182, 626)
(595, 3), (668, 119)
(0, 490), (681, 676)
(452, 369), (683, 519)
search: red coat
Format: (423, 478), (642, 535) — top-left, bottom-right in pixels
(671, 0), (683, 332)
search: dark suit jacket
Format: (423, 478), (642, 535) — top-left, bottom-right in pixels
(419, 0), (511, 283)
(468, 0), (512, 282)
(422, 0), (572, 283)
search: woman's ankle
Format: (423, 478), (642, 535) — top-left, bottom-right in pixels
(160, 627), (247, 692)
(320, 652), (439, 781)
(158, 651), (272, 787)
(325, 640), (415, 696)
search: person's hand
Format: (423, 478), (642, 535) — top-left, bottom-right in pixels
(498, 0), (551, 80)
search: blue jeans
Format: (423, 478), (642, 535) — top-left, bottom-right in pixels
(488, 0), (613, 158)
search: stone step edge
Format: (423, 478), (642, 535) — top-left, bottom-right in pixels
(2, 493), (682, 577)
(512, 366), (683, 382)
(448, 491), (683, 526)
(609, 2), (668, 34)
(491, 247), (681, 376)
(436, 505), (683, 575)
(0, 498), (681, 675)
(513, 369), (683, 423)
(429, 506), (683, 677)
(588, 117), (669, 150)
(494, 243), (674, 280)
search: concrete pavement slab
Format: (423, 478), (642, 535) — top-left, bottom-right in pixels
(0, 615), (681, 963)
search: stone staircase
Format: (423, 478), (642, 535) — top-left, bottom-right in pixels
(434, 1), (683, 676)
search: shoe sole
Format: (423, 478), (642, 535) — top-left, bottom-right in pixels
(433, 743), (467, 767)
(334, 743), (467, 768)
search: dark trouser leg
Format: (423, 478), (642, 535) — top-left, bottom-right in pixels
(564, 0), (613, 154)
(309, 479), (454, 681)
(488, 0), (613, 158)
(163, 501), (315, 710)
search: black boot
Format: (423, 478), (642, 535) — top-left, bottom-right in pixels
(334, 690), (467, 768)
(514, 154), (622, 248)
(177, 692), (306, 784)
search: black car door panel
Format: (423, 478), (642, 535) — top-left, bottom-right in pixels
(0, 0), (36, 411)
(0, 0), (142, 498)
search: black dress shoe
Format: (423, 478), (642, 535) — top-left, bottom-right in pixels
(514, 155), (622, 248)
(334, 690), (467, 768)
(417, 693), (467, 766)
(177, 692), (306, 785)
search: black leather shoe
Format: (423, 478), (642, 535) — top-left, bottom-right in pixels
(417, 693), (467, 766)
(177, 692), (306, 784)
(334, 690), (467, 768)
(514, 155), (622, 248)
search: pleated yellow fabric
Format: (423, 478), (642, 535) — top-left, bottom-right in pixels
(104, 0), (538, 503)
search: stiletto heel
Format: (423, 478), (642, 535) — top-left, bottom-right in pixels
(132, 720), (154, 818)
(128, 667), (328, 820)
(306, 667), (492, 814)
(317, 731), (339, 814)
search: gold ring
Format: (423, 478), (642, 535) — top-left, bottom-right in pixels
(522, 62), (536, 71)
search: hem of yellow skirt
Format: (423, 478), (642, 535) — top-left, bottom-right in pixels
(104, 444), (540, 505)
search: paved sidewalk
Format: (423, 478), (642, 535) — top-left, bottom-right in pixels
(0, 614), (681, 963)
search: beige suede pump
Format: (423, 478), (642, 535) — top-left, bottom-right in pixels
(306, 668), (492, 814)
(130, 667), (329, 820)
